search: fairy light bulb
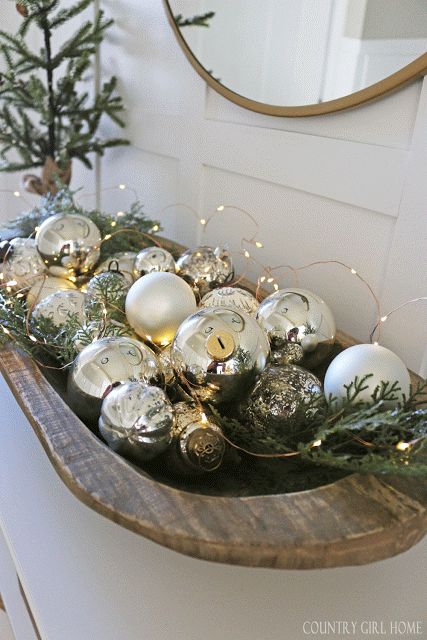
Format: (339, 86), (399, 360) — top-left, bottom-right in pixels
(244, 250), (250, 258)
(118, 184), (126, 190)
(216, 205), (224, 212)
(396, 441), (410, 452)
(200, 218), (207, 226)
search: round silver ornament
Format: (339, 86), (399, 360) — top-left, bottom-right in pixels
(324, 344), (410, 407)
(67, 336), (164, 424)
(162, 403), (225, 474)
(85, 269), (130, 316)
(176, 245), (234, 296)
(125, 271), (197, 346)
(256, 288), (336, 369)
(245, 365), (322, 432)
(27, 275), (77, 307)
(99, 381), (174, 462)
(95, 252), (137, 285)
(32, 290), (86, 327)
(0, 238), (46, 291)
(200, 286), (259, 316)
(35, 212), (101, 279)
(133, 246), (176, 278)
(270, 342), (304, 366)
(171, 307), (270, 404)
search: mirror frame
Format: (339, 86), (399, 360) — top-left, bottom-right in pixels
(163, 0), (427, 117)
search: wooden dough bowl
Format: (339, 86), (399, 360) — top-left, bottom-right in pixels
(0, 238), (426, 570)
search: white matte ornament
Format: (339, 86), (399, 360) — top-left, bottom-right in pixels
(324, 344), (411, 406)
(125, 272), (197, 346)
(27, 275), (77, 306)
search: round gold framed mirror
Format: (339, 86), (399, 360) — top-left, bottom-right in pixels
(163, 0), (427, 117)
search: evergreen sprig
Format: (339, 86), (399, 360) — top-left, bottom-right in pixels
(0, 0), (128, 173)
(174, 11), (215, 28)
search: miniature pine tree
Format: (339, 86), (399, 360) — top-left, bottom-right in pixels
(0, 0), (129, 194)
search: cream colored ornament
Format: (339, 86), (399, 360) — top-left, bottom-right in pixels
(94, 252), (137, 285)
(133, 247), (176, 278)
(125, 272), (197, 346)
(200, 286), (259, 316)
(32, 290), (86, 326)
(27, 275), (77, 307)
(324, 344), (411, 407)
(35, 212), (101, 279)
(0, 238), (46, 291)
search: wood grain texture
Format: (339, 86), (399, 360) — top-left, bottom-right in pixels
(1, 236), (426, 569)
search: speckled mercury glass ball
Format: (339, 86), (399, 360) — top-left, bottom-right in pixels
(200, 286), (259, 316)
(133, 246), (176, 278)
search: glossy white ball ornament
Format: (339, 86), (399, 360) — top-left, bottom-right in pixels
(125, 272), (197, 346)
(324, 344), (411, 406)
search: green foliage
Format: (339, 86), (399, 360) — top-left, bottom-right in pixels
(0, 0), (128, 173)
(174, 11), (215, 28)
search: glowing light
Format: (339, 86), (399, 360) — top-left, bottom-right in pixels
(104, 234), (112, 241)
(29, 335), (37, 343)
(6, 280), (17, 287)
(381, 315), (388, 322)
(111, 221), (117, 227)
(200, 218), (207, 226)
(13, 191), (20, 197)
(69, 276), (77, 283)
(351, 269), (357, 275)
(16, 293), (24, 299)
(267, 277), (274, 283)
(216, 205), (225, 212)
(117, 211), (125, 217)
(2, 326), (10, 334)
(34, 226), (40, 232)
(200, 412), (208, 425)
(244, 250), (250, 258)
(312, 439), (322, 448)
(161, 339), (170, 347)
(260, 276), (266, 283)
(118, 184), (126, 190)
(396, 441), (410, 452)
(373, 341), (379, 346)
(151, 224), (159, 232)
(255, 241), (263, 248)
(0, 274), (3, 280)
(273, 283), (279, 291)
(146, 335), (153, 342)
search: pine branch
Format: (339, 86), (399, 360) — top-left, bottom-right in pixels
(174, 11), (215, 28)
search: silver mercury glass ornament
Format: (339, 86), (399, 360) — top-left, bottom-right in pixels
(200, 286), (259, 317)
(95, 252), (137, 285)
(161, 403), (225, 475)
(0, 238), (46, 291)
(35, 212), (101, 279)
(67, 336), (164, 425)
(133, 246), (176, 279)
(99, 381), (174, 462)
(171, 307), (270, 405)
(85, 268), (131, 316)
(256, 288), (336, 369)
(176, 245), (234, 297)
(32, 290), (86, 327)
(245, 365), (322, 433)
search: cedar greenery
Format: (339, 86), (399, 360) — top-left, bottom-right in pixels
(0, 0), (128, 173)
(174, 11), (215, 28)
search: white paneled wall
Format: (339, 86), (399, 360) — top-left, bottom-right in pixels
(97, 1), (427, 375)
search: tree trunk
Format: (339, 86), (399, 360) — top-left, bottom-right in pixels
(23, 157), (72, 196)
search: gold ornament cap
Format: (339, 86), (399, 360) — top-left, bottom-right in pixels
(206, 330), (235, 360)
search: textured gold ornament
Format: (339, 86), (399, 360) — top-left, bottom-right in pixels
(0, 238), (46, 291)
(35, 212), (101, 279)
(257, 288), (336, 369)
(99, 381), (174, 462)
(27, 275), (77, 307)
(171, 307), (270, 404)
(67, 336), (164, 424)
(133, 246), (176, 278)
(176, 245), (234, 296)
(200, 286), (259, 316)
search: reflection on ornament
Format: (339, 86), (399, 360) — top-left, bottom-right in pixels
(125, 272), (197, 346)
(270, 342), (304, 366)
(246, 365), (322, 432)
(171, 307), (270, 404)
(176, 245), (234, 296)
(200, 286), (259, 316)
(133, 246), (176, 278)
(27, 275), (77, 306)
(35, 212), (101, 278)
(32, 290), (86, 326)
(95, 252), (137, 285)
(257, 288), (336, 369)
(324, 344), (410, 407)
(67, 336), (164, 424)
(99, 381), (174, 462)
(161, 403), (225, 474)
(0, 238), (46, 291)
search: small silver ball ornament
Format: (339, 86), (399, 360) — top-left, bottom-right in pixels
(95, 252), (137, 285)
(67, 336), (164, 424)
(176, 245), (234, 296)
(0, 238), (46, 291)
(257, 288), (336, 369)
(245, 365), (322, 432)
(99, 381), (174, 462)
(171, 307), (270, 404)
(32, 290), (86, 326)
(200, 286), (259, 316)
(35, 212), (101, 279)
(133, 246), (176, 278)
(85, 269), (131, 316)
